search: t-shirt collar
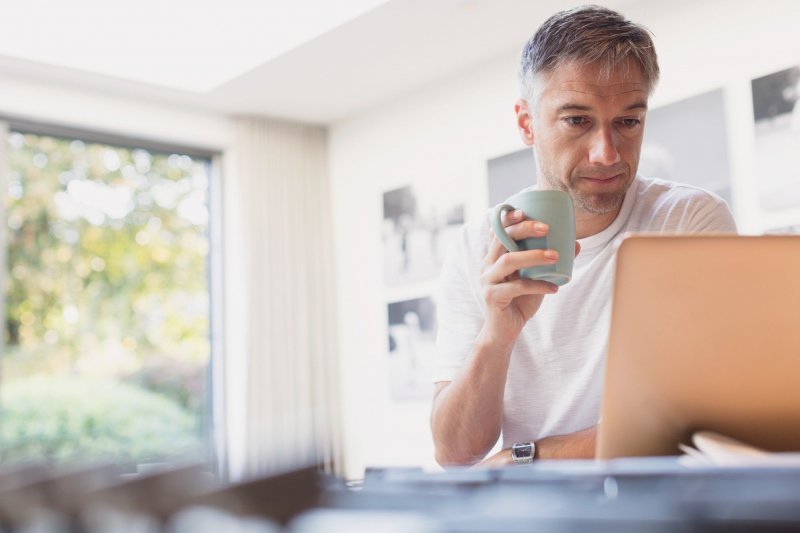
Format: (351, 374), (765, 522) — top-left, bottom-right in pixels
(576, 177), (639, 256)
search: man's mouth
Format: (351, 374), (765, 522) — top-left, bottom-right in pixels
(581, 174), (622, 185)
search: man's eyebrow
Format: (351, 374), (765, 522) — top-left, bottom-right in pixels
(625, 101), (648, 111)
(555, 101), (648, 113)
(556, 103), (592, 113)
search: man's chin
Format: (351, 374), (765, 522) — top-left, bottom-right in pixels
(571, 191), (626, 215)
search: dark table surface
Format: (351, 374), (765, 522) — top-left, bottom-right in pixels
(308, 457), (800, 532)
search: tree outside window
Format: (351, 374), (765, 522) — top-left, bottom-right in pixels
(1, 131), (212, 468)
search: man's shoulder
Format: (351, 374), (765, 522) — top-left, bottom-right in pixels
(635, 175), (723, 202)
(631, 176), (736, 231)
(634, 176), (730, 212)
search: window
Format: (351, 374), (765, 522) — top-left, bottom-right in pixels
(1, 126), (215, 469)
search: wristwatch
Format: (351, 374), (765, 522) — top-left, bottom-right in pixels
(511, 441), (536, 464)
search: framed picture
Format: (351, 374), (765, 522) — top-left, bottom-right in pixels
(640, 88), (732, 203)
(487, 149), (536, 207)
(386, 296), (436, 401)
(752, 66), (800, 210)
(382, 184), (464, 286)
(765, 224), (800, 234)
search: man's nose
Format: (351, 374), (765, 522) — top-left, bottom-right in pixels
(588, 127), (621, 166)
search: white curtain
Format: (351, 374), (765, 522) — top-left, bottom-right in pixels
(222, 117), (342, 479)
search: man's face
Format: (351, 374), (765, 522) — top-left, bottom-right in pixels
(520, 60), (649, 216)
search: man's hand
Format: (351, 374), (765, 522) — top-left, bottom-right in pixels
(473, 426), (597, 468)
(480, 209), (581, 341)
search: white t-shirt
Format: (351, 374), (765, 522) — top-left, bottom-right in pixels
(433, 176), (737, 448)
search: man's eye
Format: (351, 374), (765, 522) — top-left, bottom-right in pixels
(564, 117), (588, 126)
(621, 118), (641, 128)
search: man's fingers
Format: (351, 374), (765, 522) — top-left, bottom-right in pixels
(504, 220), (549, 240)
(482, 249), (559, 283)
(483, 278), (558, 304)
(575, 241), (581, 257)
(501, 209), (524, 228)
(485, 218), (550, 265)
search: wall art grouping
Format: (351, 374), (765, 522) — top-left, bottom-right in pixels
(382, 182), (464, 401)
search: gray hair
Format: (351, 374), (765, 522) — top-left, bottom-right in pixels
(518, 5), (659, 104)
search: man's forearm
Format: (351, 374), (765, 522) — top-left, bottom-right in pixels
(475, 426), (597, 468)
(431, 328), (517, 466)
(536, 426), (596, 459)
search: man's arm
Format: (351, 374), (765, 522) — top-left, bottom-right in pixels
(475, 426), (597, 468)
(430, 329), (518, 466)
(430, 209), (572, 466)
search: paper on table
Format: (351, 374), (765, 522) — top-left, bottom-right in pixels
(679, 431), (800, 467)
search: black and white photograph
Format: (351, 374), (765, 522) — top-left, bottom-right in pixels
(382, 184), (464, 286)
(752, 66), (800, 210)
(386, 296), (437, 401)
(487, 149), (537, 207)
(640, 89), (733, 203)
(766, 224), (800, 234)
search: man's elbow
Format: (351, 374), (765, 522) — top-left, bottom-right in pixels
(434, 446), (480, 468)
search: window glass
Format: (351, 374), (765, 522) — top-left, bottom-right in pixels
(2, 131), (211, 468)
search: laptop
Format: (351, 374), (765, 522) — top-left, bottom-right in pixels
(596, 234), (800, 459)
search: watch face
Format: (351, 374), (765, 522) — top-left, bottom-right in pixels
(513, 443), (533, 458)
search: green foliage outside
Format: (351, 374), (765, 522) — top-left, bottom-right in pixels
(2, 131), (211, 465)
(1, 376), (202, 466)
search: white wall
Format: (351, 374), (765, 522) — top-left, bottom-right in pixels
(329, 0), (800, 479)
(0, 76), (233, 150)
(330, 53), (521, 478)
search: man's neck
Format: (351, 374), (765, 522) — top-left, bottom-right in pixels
(575, 207), (621, 240)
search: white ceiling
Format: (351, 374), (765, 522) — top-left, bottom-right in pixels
(0, 0), (635, 125)
(0, 0), (390, 93)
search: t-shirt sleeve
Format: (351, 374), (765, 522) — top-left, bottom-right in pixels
(685, 191), (738, 233)
(432, 220), (486, 383)
(645, 184), (738, 234)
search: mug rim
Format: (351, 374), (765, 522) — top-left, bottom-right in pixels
(505, 189), (572, 205)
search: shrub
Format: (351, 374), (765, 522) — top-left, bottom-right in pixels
(123, 357), (205, 415)
(1, 376), (204, 467)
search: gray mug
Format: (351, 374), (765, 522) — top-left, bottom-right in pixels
(490, 189), (576, 286)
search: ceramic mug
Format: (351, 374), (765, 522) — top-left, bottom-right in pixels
(490, 189), (576, 286)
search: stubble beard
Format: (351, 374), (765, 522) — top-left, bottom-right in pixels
(537, 157), (630, 215)
(567, 180), (628, 215)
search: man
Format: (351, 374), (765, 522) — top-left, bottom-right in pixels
(430, 5), (736, 467)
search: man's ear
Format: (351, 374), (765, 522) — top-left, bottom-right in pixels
(515, 99), (535, 146)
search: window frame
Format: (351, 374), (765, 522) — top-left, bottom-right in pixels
(0, 115), (226, 474)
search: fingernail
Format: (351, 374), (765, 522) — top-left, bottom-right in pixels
(549, 284), (559, 293)
(534, 222), (548, 232)
(544, 250), (558, 260)
(512, 210), (523, 220)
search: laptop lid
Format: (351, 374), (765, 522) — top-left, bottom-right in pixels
(596, 235), (800, 459)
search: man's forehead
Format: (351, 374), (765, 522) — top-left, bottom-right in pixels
(539, 60), (649, 99)
(553, 81), (648, 98)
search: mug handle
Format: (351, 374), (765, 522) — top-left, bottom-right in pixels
(491, 203), (520, 252)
